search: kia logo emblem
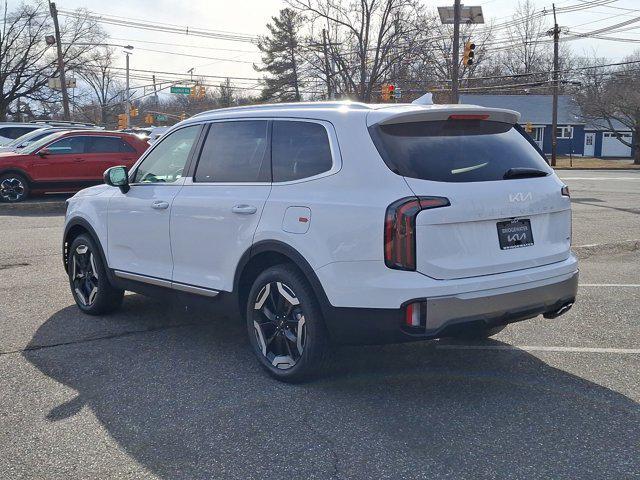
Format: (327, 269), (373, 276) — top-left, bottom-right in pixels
(509, 192), (532, 202)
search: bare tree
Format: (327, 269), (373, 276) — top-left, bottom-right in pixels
(75, 47), (124, 124)
(575, 52), (640, 164)
(289, 0), (422, 101)
(0, 1), (105, 120)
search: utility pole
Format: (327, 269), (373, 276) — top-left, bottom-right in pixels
(451, 0), (461, 104)
(49, 1), (70, 120)
(550, 3), (560, 167)
(322, 29), (332, 100)
(124, 50), (131, 127)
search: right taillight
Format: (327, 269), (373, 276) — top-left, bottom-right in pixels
(384, 196), (450, 271)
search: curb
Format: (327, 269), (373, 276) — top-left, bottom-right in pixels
(573, 240), (640, 259)
(0, 199), (67, 215)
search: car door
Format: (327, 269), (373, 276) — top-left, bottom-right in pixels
(84, 136), (139, 180)
(107, 124), (202, 281)
(29, 135), (90, 182)
(170, 120), (271, 292)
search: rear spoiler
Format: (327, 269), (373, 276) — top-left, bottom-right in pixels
(367, 105), (520, 127)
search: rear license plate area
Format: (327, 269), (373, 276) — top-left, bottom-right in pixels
(497, 219), (534, 250)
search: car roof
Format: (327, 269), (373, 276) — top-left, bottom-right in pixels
(181, 101), (520, 126)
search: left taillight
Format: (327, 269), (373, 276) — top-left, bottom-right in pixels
(384, 196), (450, 271)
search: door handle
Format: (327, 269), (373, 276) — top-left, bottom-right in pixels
(232, 204), (257, 215)
(151, 200), (169, 210)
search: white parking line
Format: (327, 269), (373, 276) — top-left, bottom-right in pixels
(436, 344), (640, 354)
(561, 177), (640, 181)
(579, 284), (640, 287)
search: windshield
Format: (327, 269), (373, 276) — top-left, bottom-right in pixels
(369, 120), (552, 183)
(5, 128), (50, 148)
(22, 131), (67, 154)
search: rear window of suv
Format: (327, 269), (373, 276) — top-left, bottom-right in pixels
(369, 120), (551, 183)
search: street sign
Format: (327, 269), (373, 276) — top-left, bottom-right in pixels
(47, 77), (76, 89)
(170, 86), (192, 95)
(156, 114), (167, 121)
(438, 5), (484, 24)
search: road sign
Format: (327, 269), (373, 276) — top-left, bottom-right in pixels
(156, 114), (167, 121)
(47, 77), (76, 90)
(170, 86), (191, 95)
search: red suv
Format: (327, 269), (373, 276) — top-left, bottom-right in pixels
(0, 130), (148, 202)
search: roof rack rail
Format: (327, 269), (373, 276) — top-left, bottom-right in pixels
(29, 120), (98, 127)
(192, 101), (372, 118)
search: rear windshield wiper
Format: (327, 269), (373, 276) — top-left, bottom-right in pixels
(503, 168), (549, 180)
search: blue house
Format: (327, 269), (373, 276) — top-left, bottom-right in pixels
(459, 94), (634, 158)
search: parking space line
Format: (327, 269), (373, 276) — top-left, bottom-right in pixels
(579, 284), (640, 287)
(436, 345), (640, 354)
(560, 177), (640, 180)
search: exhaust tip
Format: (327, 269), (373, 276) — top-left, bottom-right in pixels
(543, 301), (574, 319)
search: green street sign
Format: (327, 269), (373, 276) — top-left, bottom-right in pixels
(156, 114), (167, 121)
(170, 86), (191, 95)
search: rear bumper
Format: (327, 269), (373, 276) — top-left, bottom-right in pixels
(323, 270), (578, 345)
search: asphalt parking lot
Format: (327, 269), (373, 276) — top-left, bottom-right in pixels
(1, 170), (638, 479)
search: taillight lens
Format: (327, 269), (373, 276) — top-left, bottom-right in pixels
(384, 196), (450, 271)
(405, 302), (426, 328)
(561, 185), (570, 197)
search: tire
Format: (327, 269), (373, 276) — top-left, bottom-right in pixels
(455, 324), (507, 340)
(246, 264), (329, 383)
(0, 173), (30, 202)
(68, 234), (124, 315)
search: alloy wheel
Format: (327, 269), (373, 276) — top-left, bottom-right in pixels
(252, 281), (307, 370)
(0, 177), (25, 201)
(71, 245), (99, 307)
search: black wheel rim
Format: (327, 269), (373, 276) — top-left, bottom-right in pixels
(0, 177), (25, 201)
(71, 244), (99, 307)
(252, 281), (306, 370)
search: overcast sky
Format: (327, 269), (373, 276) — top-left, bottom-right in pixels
(7, 0), (640, 95)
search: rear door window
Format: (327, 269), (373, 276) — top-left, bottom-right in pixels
(369, 120), (552, 183)
(87, 136), (136, 153)
(194, 121), (269, 183)
(272, 121), (333, 182)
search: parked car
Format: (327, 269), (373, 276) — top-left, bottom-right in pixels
(62, 101), (578, 382)
(0, 123), (46, 145)
(0, 125), (103, 153)
(0, 130), (148, 202)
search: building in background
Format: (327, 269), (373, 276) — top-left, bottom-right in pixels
(459, 94), (634, 158)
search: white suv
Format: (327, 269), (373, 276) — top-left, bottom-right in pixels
(63, 101), (578, 381)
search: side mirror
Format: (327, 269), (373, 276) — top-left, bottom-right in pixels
(103, 165), (130, 193)
(37, 148), (50, 157)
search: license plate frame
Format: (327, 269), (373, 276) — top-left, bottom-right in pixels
(497, 219), (534, 250)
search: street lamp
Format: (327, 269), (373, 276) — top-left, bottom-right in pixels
(438, 2), (484, 104)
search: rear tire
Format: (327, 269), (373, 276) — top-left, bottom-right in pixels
(68, 234), (124, 315)
(455, 324), (507, 340)
(0, 173), (29, 202)
(246, 264), (329, 383)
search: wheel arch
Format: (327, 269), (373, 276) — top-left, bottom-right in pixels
(63, 217), (108, 275)
(233, 240), (332, 318)
(0, 167), (34, 185)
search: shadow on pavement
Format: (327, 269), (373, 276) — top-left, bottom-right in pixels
(24, 296), (639, 479)
(0, 194), (70, 216)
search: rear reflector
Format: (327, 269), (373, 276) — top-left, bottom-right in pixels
(385, 196), (450, 271)
(448, 114), (490, 120)
(405, 302), (426, 328)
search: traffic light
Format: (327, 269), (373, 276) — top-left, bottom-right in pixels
(130, 107), (138, 118)
(117, 113), (128, 129)
(144, 113), (154, 125)
(463, 41), (476, 66)
(198, 86), (206, 99)
(388, 84), (396, 100)
(189, 86), (196, 98)
(179, 112), (187, 121)
(381, 83), (390, 101)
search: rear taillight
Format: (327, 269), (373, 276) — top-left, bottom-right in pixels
(561, 185), (570, 197)
(384, 196), (450, 271)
